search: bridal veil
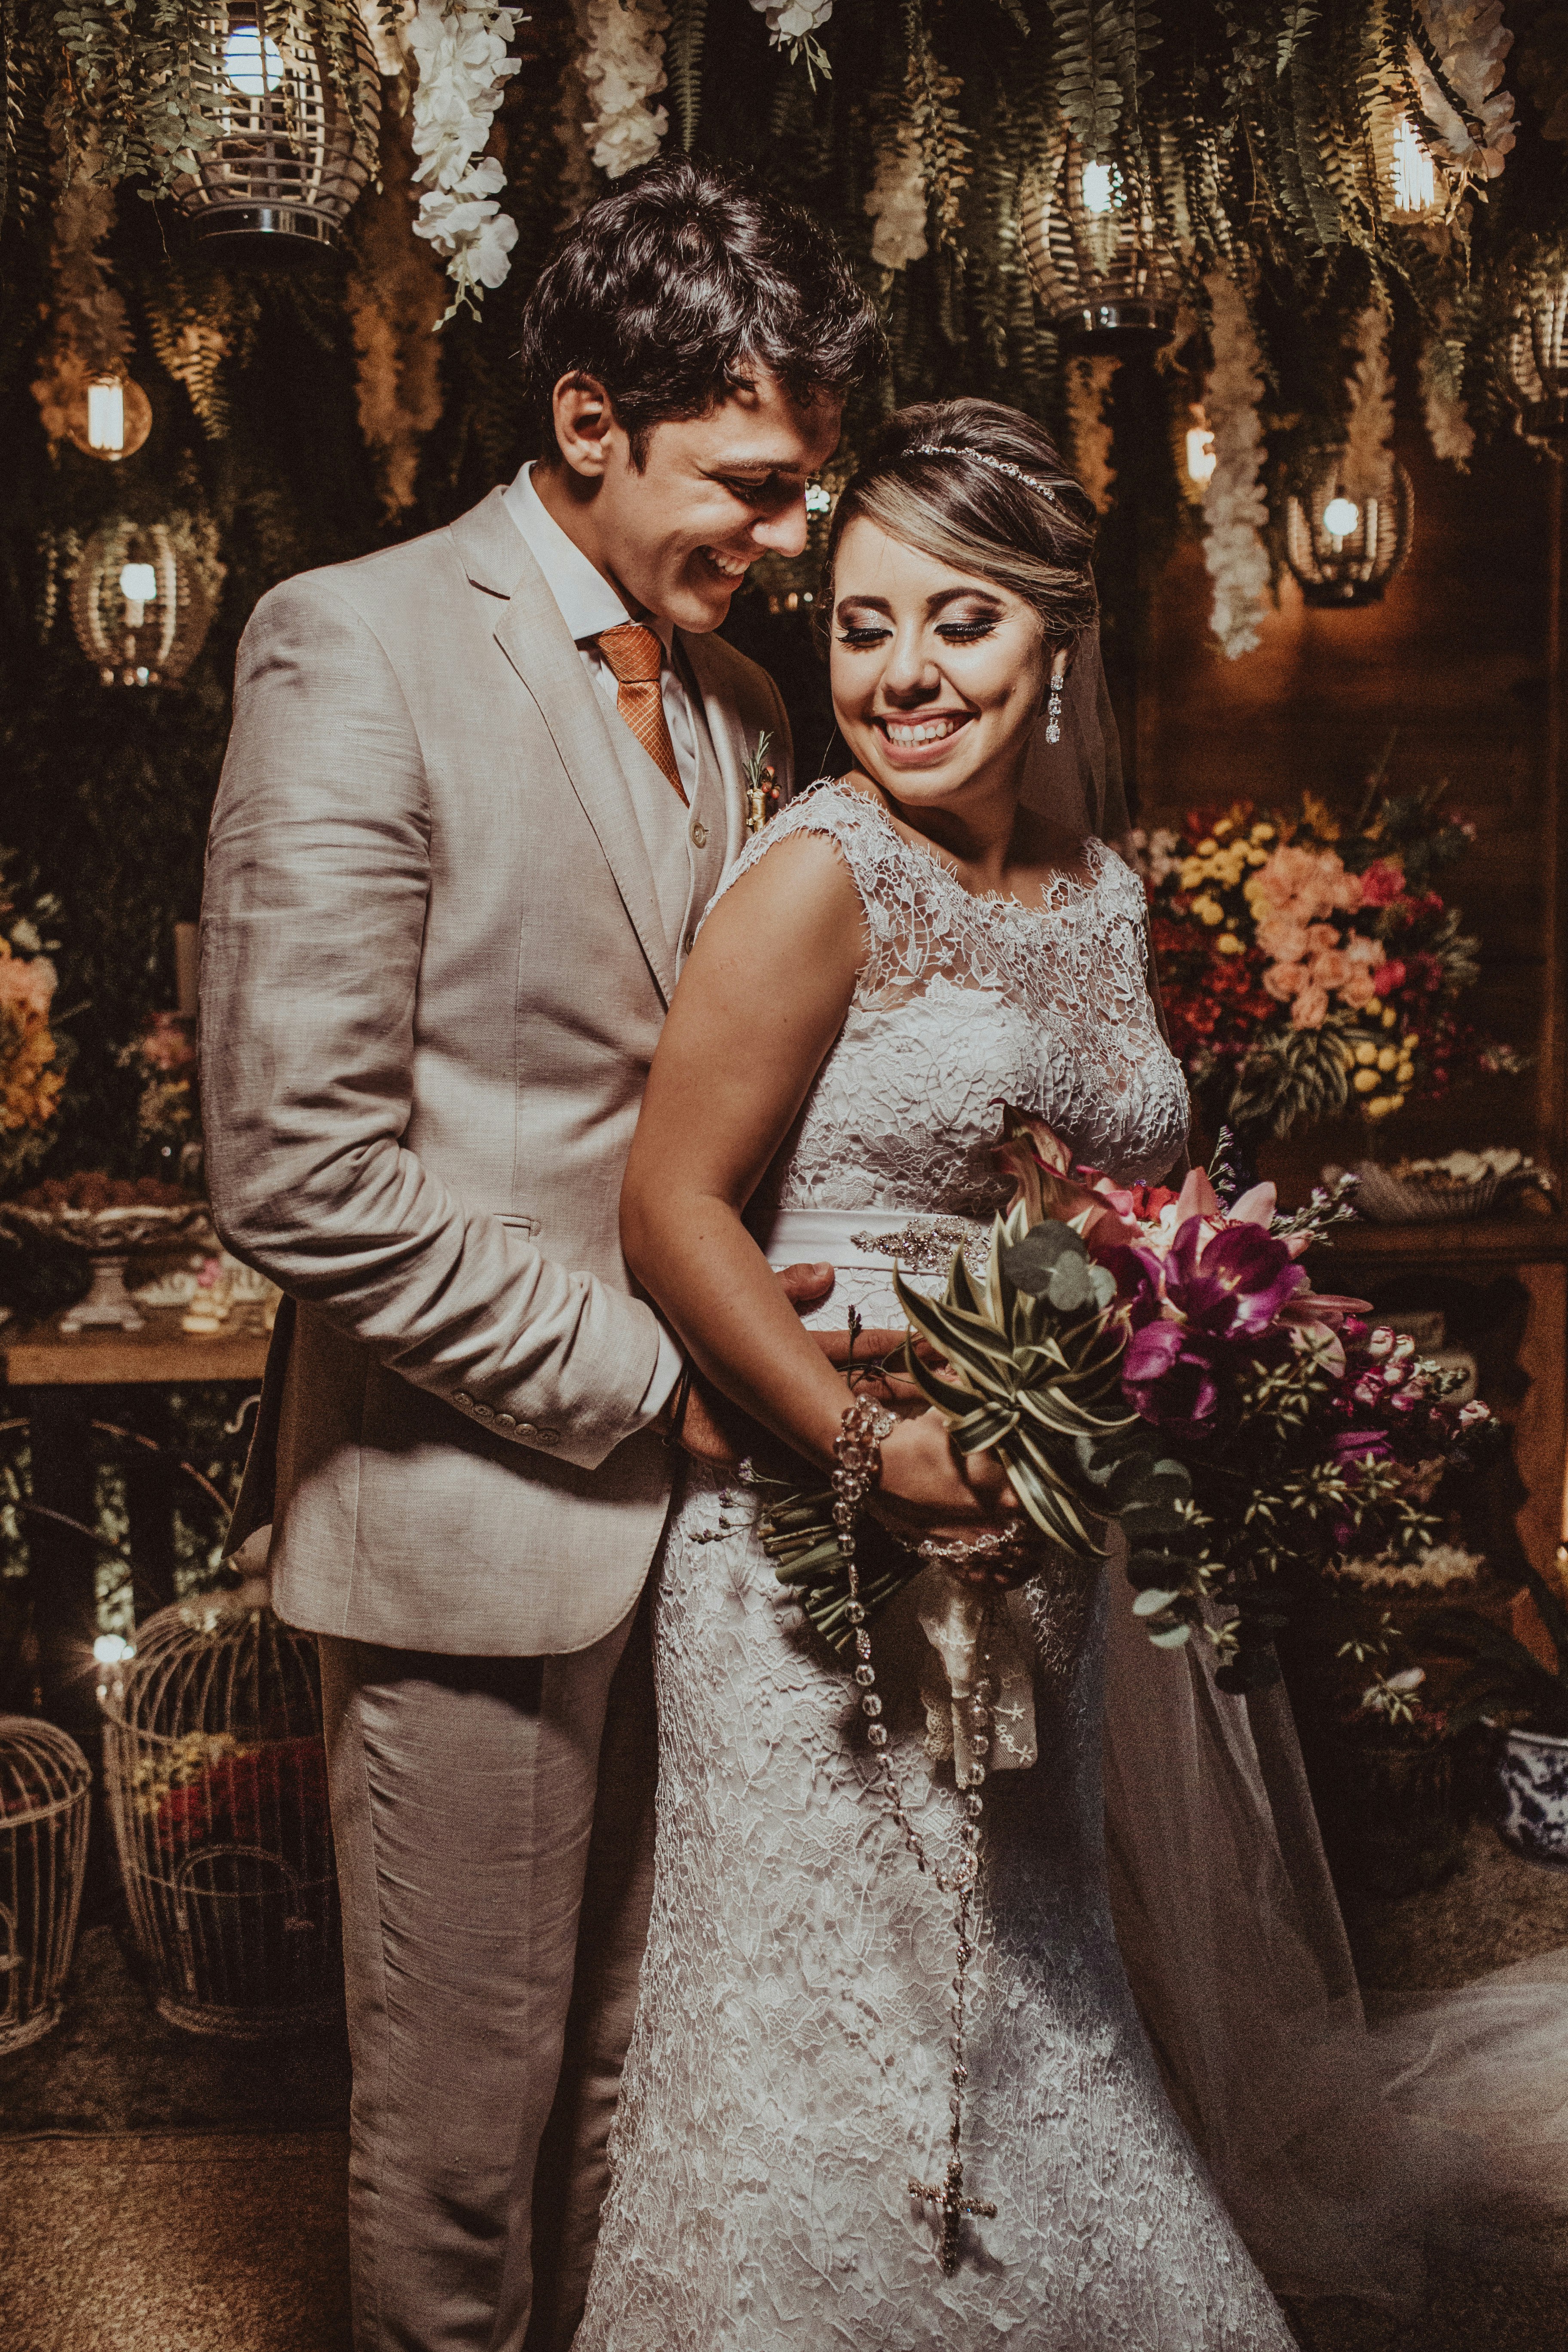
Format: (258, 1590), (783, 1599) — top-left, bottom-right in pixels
(1023, 624), (1568, 2307)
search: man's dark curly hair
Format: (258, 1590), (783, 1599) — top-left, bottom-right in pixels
(519, 156), (886, 464)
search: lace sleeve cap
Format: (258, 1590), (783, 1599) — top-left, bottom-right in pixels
(698, 782), (903, 976)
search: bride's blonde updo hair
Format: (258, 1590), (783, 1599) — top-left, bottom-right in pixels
(820, 398), (1098, 647)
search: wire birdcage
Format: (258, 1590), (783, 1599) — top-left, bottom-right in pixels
(0, 1718), (91, 2054)
(100, 1586), (339, 2038)
(1501, 270), (1568, 444)
(1019, 136), (1181, 350)
(176, 0), (380, 248)
(1282, 461), (1413, 608)
(70, 519), (215, 689)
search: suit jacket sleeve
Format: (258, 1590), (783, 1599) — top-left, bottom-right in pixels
(200, 575), (669, 1473)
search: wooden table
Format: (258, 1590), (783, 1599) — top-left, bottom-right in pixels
(0, 1307), (270, 1736)
(1307, 1217), (1568, 1581)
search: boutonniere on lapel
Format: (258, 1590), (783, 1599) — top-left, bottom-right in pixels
(743, 731), (778, 835)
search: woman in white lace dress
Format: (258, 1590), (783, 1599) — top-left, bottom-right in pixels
(579, 402), (1299, 2349)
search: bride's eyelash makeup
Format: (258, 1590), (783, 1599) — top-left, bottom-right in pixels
(834, 616), (999, 648)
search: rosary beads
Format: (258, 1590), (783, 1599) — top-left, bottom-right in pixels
(830, 1396), (999, 2277)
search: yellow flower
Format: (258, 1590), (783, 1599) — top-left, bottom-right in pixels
(1380, 1007), (1396, 1029)
(1197, 837), (1219, 856)
(1191, 895), (1225, 926)
(1354, 1042), (1378, 1067)
(1300, 791), (1340, 841)
(1213, 819), (1234, 839)
(1365, 1094), (1396, 1118)
(1217, 934), (1243, 955)
(1363, 995), (1381, 1016)
(1387, 1093), (1405, 1111)
(1376, 1046), (1398, 1072)
(1396, 1061), (1414, 1086)
(1250, 823), (1276, 844)
(1179, 858), (1209, 892)
(1354, 1068), (1379, 1093)
(1245, 846), (1268, 867)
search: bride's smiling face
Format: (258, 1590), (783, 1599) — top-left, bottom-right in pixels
(829, 516), (1050, 808)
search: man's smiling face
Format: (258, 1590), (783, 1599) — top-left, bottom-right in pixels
(538, 365), (843, 632)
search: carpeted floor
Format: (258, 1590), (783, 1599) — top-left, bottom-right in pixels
(3, 1826), (1567, 2349)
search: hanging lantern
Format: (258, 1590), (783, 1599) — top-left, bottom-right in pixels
(70, 518), (217, 688)
(60, 372), (154, 464)
(100, 1586), (339, 2038)
(1501, 265), (1568, 444)
(176, 0), (380, 249)
(1283, 463), (1414, 608)
(1019, 137), (1180, 350)
(0, 1718), (92, 2054)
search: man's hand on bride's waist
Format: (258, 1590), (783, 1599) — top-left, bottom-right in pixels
(660, 1260), (908, 1465)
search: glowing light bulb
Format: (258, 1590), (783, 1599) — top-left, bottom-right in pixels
(1391, 113), (1436, 217)
(120, 561), (158, 604)
(93, 1634), (135, 1666)
(1081, 161), (1115, 216)
(87, 379), (126, 454)
(1185, 425), (1216, 486)
(1322, 495), (1360, 539)
(224, 24), (285, 98)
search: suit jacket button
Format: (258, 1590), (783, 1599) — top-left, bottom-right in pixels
(537, 1428), (561, 1445)
(454, 1391), (471, 1407)
(519, 1419), (537, 1435)
(690, 818), (708, 848)
(497, 1412), (517, 1430)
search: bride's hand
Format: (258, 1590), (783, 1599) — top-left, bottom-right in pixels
(873, 1409), (1020, 1533)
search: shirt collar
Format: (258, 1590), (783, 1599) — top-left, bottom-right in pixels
(501, 461), (675, 658)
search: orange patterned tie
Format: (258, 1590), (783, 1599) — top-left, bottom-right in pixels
(596, 623), (687, 803)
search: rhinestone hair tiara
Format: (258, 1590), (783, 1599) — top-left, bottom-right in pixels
(905, 444), (1067, 511)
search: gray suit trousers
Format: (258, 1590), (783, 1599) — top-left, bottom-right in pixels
(319, 1592), (657, 2352)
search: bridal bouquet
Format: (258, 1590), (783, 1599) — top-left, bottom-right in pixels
(765, 1124), (1494, 1693)
(1139, 781), (1521, 1141)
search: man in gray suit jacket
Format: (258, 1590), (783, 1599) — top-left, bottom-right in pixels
(200, 159), (884, 2352)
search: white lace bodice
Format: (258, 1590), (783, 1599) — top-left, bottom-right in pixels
(705, 781), (1189, 1216)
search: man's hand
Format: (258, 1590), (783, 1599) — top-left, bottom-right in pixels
(668, 1259), (907, 1465)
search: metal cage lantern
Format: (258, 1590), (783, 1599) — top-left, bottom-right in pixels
(70, 518), (214, 689)
(1283, 462), (1414, 608)
(1019, 138), (1181, 349)
(1502, 268), (1568, 444)
(0, 1718), (91, 2054)
(101, 1586), (339, 2037)
(177, 0), (380, 248)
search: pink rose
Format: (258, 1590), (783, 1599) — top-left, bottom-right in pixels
(1342, 934), (1382, 968)
(1324, 856), (1362, 912)
(1303, 923), (1341, 951)
(1263, 961), (1308, 1001)
(1290, 983), (1330, 1029)
(1256, 917), (1310, 963)
(0, 952), (56, 1019)
(1371, 959), (1406, 996)
(1309, 948), (1350, 990)
(1339, 971), (1376, 1008)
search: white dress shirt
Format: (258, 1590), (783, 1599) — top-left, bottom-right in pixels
(501, 460), (690, 1423)
(502, 462), (703, 801)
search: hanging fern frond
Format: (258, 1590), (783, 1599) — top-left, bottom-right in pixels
(1049, 0), (1123, 165)
(668, 0), (707, 152)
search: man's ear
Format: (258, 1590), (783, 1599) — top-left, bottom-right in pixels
(551, 373), (618, 478)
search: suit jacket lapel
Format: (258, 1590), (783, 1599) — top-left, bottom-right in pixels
(681, 631), (753, 870)
(449, 490), (677, 1006)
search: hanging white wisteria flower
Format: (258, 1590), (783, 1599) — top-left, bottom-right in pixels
(1419, 305), (1474, 469)
(1200, 270), (1271, 662)
(1409, 1), (1516, 187)
(749, 0), (833, 81)
(578, 0), (670, 181)
(864, 128), (927, 273)
(1066, 355), (1117, 520)
(407, 0), (521, 320)
(1341, 303), (1396, 502)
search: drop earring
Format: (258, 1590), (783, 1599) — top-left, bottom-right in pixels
(1045, 653), (1068, 744)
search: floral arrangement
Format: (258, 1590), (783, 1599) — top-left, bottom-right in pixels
(148, 1733), (330, 1855)
(0, 855), (69, 1193)
(407, 0), (522, 318)
(1200, 270), (1271, 661)
(1410, 0), (1517, 188)
(1138, 781), (1518, 1141)
(119, 1011), (202, 1185)
(766, 1121), (1494, 1695)
(749, 0), (834, 83)
(577, 0), (670, 181)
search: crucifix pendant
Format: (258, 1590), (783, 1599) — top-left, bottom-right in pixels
(908, 2152), (998, 2276)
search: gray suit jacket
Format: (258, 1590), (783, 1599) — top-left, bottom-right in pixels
(201, 487), (790, 1655)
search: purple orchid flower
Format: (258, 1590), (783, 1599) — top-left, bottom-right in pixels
(1109, 1216), (1310, 1430)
